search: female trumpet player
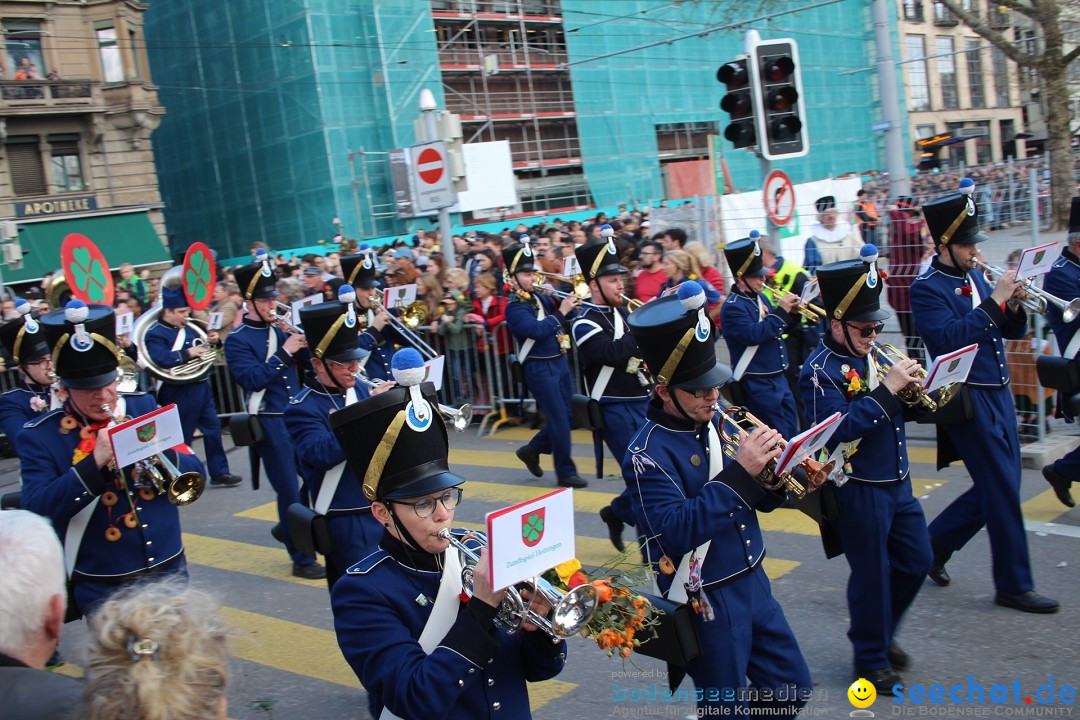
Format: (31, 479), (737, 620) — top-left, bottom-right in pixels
(329, 351), (566, 720)
(224, 252), (324, 580)
(798, 250), (931, 694)
(910, 180), (1058, 614)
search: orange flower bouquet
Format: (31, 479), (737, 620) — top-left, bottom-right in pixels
(543, 554), (663, 659)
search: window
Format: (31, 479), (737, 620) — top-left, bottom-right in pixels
(933, 1), (957, 24)
(936, 36), (958, 109)
(991, 46), (1009, 107)
(3, 19), (47, 80)
(96, 23), (123, 83)
(129, 26), (142, 80)
(903, 0), (924, 21)
(905, 35), (930, 112)
(972, 120), (992, 164)
(49, 135), (85, 193)
(916, 124), (937, 139)
(5, 136), (46, 196)
(965, 39), (985, 108)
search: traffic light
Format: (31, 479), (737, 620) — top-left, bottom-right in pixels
(748, 39), (808, 160)
(717, 59), (756, 149)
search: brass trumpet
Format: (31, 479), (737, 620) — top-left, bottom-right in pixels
(438, 528), (597, 640)
(972, 258), (1080, 322)
(620, 294), (644, 311)
(766, 279), (825, 322)
(132, 452), (206, 506)
(714, 404), (833, 499)
(352, 372), (472, 431)
(870, 342), (957, 412)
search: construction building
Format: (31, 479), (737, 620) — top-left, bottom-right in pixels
(146, 0), (886, 259)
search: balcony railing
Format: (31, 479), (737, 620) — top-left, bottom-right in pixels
(0, 80), (99, 109)
(445, 88), (575, 116)
(933, 3), (959, 25)
(438, 42), (568, 68)
(988, 5), (1009, 29)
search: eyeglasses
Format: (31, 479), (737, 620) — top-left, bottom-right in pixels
(845, 322), (885, 338)
(329, 358), (361, 371)
(678, 386), (720, 399)
(24, 357), (52, 369)
(389, 487), (463, 518)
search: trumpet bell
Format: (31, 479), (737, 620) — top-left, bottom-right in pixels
(439, 403), (473, 432)
(545, 580), (598, 638)
(401, 301), (429, 329)
(168, 471), (205, 506)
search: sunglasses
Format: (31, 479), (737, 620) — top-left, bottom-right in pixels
(845, 322), (885, 338)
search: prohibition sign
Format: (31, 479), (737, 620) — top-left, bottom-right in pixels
(416, 147), (445, 185)
(763, 170), (795, 227)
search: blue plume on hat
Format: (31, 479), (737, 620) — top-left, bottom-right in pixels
(678, 280), (706, 310)
(749, 229), (761, 240)
(338, 284), (356, 305)
(600, 224), (614, 238)
(391, 348), (426, 387)
(65, 300), (89, 324)
(958, 177), (975, 196)
(14, 298), (30, 316)
(254, 248), (269, 262)
(860, 244), (879, 265)
(359, 243), (369, 251)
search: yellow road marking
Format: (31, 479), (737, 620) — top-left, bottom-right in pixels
(1022, 488), (1076, 524)
(530, 679), (579, 712)
(183, 533), (324, 587)
(908, 446), (936, 465)
(449, 447), (622, 476)
(221, 606), (357, 688)
(486, 427), (597, 444)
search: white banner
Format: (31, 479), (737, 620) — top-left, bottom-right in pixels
(108, 404), (185, 468)
(485, 488), (576, 591)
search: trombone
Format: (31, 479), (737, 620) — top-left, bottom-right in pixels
(535, 271), (589, 299)
(438, 528), (598, 640)
(972, 258), (1080, 323)
(870, 342), (957, 412)
(353, 372), (473, 431)
(620, 294), (644, 311)
(766, 278), (825, 322)
(370, 297), (438, 360)
(272, 302), (305, 334)
(713, 404), (834, 499)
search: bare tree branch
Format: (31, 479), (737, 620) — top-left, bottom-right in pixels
(935, 0), (1039, 68)
(1065, 44), (1080, 66)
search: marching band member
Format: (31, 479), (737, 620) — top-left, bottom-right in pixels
(0, 300), (54, 452)
(1039, 196), (1080, 508)
(625, 282), (811, 715)
(341, 251), (399, 382)
(224, 253), (325, 580)
(571, 229), (650, 550)
(503, 239), (587, 488)
(330, 350), (566, 720)
(910, 180), (1058, 613)
(20, 301), (205, 618)
(799, 251), (931, 693)
(144, 270), (241, 488)
(720, 234), (801, 440)
(284, 291), (393, 589)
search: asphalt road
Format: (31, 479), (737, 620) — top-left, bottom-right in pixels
(4, 416), (1077, 719)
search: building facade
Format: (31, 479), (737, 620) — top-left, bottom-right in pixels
(0, 0), (171, 286)
(896, 0), (1027, 169)
(146, 0), (887, 259)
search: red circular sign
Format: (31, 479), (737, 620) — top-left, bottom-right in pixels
(182, 241), (217, 311)
(60, 233), (114, 306)
(416, 147), (444, 185)
(763, 170), (796, 227)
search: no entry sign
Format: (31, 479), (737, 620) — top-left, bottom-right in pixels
(410, 141), (455, 213)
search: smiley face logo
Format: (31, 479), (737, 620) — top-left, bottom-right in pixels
(848, 678), (876, 708)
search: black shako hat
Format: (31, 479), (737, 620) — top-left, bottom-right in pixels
(723, 234), (768, 279)
(816, 247), (890, 323)
(329, 348), (462, 502)
(234, 250), (279, 300)
(0, 301), (49, 365)
(339, 251), (380, 289)
(922, 178), (987, 246)
(299, 299), (364, 363)
(627, 281), (731, 390)
(574, 226), (627, 281)
(502, 236), (537, 275)
(41, 301), (121, 389)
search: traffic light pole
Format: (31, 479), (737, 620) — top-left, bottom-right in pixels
(872, 0), (911, 201)
(760, 154), (779, 247)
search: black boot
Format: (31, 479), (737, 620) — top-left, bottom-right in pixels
(1042, 464), (1075, 508)
(598, 505), (626, 552)
(515, 445), (543, 478)
(928, 541), (952, 587)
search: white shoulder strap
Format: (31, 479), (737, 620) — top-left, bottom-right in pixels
(731, 297), (765, 381)
(1063, 331), (1080, 360)
(313, 463), (347, 515)
(246, 327), (277, 415)
(64, 498), (100, 577)
(517, 302), (545, 363)
(589, 309), (624, 401)
(379, 548), (464, 720)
